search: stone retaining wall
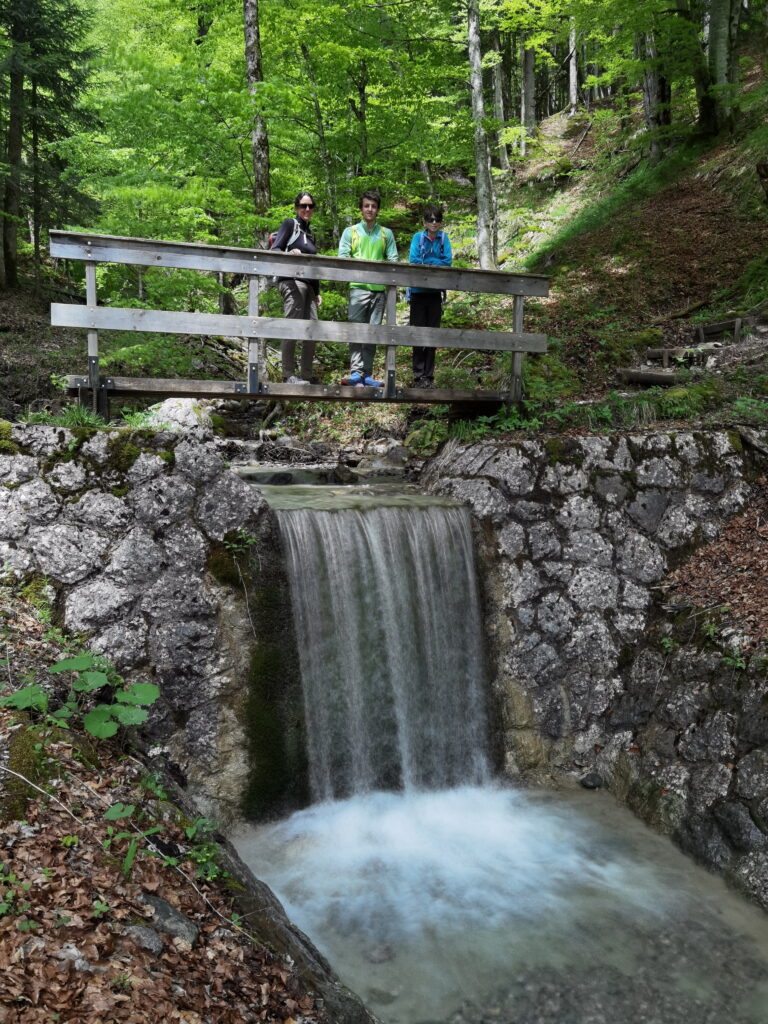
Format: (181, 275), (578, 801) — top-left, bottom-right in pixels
(422, 429), (768, 908)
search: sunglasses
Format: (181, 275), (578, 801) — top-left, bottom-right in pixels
(426, 217), (442, 223)
(298, 203), (315, 209)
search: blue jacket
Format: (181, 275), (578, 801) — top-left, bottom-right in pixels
(408, 229), (452, 294)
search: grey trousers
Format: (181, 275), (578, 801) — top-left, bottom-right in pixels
(279, 279), (317, 380)
(347, 287), (385, 376)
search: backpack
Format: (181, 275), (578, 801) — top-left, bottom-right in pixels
(417, 229), (445, 260)
(407, 231), (447, 302)
(350, 223), (394, 258)
(266, 218), (304, 288)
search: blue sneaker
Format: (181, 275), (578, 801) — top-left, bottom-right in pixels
(364, 375), (384, 387)
(341, 372), (364, 386)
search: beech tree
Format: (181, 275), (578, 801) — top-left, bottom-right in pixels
(467, 0), (497, 268)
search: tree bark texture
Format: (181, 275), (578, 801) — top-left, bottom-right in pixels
(490, 30), (510, 170)
(243, 0), (271, 235)
(467, 0), (497, 269)
(520, 41), (536, 155)
(568, 22), (579, 115)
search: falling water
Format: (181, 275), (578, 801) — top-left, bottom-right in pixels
(275, 496), (490, 800)
(233, 482), (768, 1024)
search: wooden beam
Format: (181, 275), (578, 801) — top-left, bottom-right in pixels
(65, 374), (509, 407)
(49, 230), (550, 298)
(52, 303), (549, 354)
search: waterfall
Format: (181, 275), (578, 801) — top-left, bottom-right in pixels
(275, 499), (490, 802)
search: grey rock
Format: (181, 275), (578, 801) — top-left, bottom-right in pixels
(433, 477), (509, 522)
(537, 593), (576, 636)
(127, 452), (168, 485)
(140, 893), (199, 947)
(567, 567), (618, 611)
(107, 527), (167, 585)
(70, 490), (132, 532)
(78, 431), (112, 464)
(173, 440), (225, 482)
(691, 470), (726, 493)
(540, 462), (588, 495)
(496, 521), (526, 559)
(142, 397), (214, 437)
(527, 522), (561, 561)
(0, 479), (59, 539)
(617, 530), (665, 582)
(160, 524), (208, 574)
(124, 924), (164, 955)
(195, 471), (266, 539)
(626, 489), (669, 533)
(555, 495), (600, 531)
(563, 530), (613, 567)
(593, 474), (629, 505)
(28, 523), (110, 584)
(713, 802), (767, 852)
(140, 572), (218, 619)
(90, 618), (149, 669)
(735, 750), (768, 801)
(45, 460), (88, 492)
(635, 456), (680, 488)
(132, 475), (196, 530)
(64, 578), (135, 632)
(580, 771), (603, 789)
(0, 454), (38, 484)
(482, 446), (538, 494)
(11, 424), (73, 456)
(0, 541), (34, 575)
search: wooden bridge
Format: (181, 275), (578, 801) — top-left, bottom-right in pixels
(49, 230), (549, 416)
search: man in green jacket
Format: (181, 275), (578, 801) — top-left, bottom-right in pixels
(338, 189), (398, 387)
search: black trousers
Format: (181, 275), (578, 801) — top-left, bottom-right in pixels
(409, 291), (442, 381)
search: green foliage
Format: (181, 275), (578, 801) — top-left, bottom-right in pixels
(0, 654), (160, 741)
(405, 418), (450, 456)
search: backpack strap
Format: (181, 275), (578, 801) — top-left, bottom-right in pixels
(418, 230), (444, 260)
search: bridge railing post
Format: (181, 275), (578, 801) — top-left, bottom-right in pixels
(510, 294), (525, 405)
(246, 271), (262, 394)
(85, 258), (99, 412)
(384, 285), (397, 399)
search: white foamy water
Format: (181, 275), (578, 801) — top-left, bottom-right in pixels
(233, 785), (768, 1023)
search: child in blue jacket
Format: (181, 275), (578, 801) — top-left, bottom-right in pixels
(408, 204), (452, 388)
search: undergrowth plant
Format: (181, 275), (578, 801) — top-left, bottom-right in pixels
(0, 653), (160, 740)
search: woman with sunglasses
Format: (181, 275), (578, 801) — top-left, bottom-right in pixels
(270, 191), (321, 385)
(408, 204), (452, 389)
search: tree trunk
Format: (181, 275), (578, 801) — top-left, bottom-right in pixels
(243, 0), (270, 239)
(348, 58), (369, 176)
(705, 0), (741, 132)
(568, 21), (579, 115)
(301, 43), (341, 242)
(520, 41), (536, 156)
(490, 31), (510, 170)
(31, 80), (41, 294)
(3, 58), (25, 289)
(467, 0), (496, 269)
(639, 33), (671, 162)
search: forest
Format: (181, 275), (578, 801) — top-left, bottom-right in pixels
(0, 0), (767, 434)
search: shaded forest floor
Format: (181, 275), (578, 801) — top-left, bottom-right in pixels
(0, 582), (325, 1024)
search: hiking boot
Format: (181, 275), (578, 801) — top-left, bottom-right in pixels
(341, 372), (364, 386)
(364, 375), (384, 387)
(285, 375), (310, 385)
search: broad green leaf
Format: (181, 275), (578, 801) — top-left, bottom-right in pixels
(117, 682), (160, 706)
(0, 685), (48, 711)
(111, 704), (148, 726)
(72, 671), (110, 693)
(83, 708), (119, 738)
(49, 655), (97, 674)
(104, 802), (136, 821)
